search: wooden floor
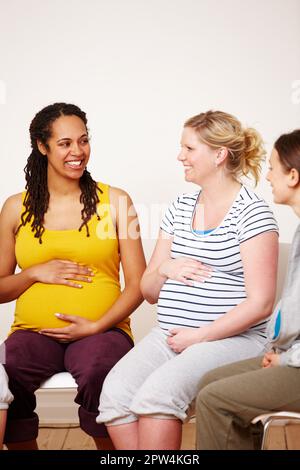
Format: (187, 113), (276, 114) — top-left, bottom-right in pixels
(263, 422), (300, 450)
(35, 422), (196, 450)
(4, 422), (300, 450)
(35, 422), (300, 450)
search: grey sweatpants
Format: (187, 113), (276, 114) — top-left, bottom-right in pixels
(196, 356), (300, 450)
(97, 326), (267, 425)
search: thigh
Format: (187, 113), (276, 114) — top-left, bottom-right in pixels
(199, 356), (263, 390)
(136, 333), (266, 410)
(203, 363), (300, 422)
(101, 327), (175, 395)
(4, 330), (65, 390)
(64, 328), (134, 385)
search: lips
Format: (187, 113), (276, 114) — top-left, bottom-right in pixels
(65, 160), (84, 169)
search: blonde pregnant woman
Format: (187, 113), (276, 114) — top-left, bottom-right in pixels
(98, 110), (279, 450)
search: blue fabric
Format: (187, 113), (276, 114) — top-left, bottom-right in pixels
(273, 310), (281, 340)
(193, 229), (215, 235)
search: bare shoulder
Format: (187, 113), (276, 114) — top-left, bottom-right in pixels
(109, 186), (133, 205)
(0, 192), (23, 231)
(1, 192), (23, 213)
(109, 187), (138, 224)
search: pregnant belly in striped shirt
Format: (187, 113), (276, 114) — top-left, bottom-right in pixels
(157, 270), (247, 332)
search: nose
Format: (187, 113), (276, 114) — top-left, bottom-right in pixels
(266, 170), (271, 182)
(70, 142), (83, 156)
(177, 149), (185, 162)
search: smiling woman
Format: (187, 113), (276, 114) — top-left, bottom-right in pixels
(0, 103), (146, 450)
(97, 110), (279, 451)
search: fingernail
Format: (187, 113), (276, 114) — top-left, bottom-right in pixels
(55, 313), (61, 317)
(78, 284), (82, 288)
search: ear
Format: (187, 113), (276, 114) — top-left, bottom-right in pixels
(215, 147), (228, 166)
(37, 141), (47, 156)
(288, 168), (300, 187)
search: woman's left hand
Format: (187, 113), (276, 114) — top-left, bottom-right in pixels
(39, 314), (98, 342)
(167, 327), (206, 353)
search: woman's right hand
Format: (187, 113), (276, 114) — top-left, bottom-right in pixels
(158, 257), (212, 286)
(261, 351), (280, 368)
(28, 259), (94, 288)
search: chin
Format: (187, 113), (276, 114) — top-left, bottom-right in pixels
(272, 195), (282, 204)
(184, 174), (194, 183)
(66, 172), (84, 180)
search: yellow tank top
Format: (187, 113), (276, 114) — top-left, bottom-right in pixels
(12, 182), (132, 339)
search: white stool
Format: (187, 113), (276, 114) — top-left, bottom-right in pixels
(40, 372), (77, 389)
(37, 372), (79, 426)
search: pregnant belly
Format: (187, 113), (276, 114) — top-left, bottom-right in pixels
(12, 280), (121, 331)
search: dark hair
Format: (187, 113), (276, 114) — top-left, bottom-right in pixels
(16, 102), (102, 243)
(274, 129), (300, 174)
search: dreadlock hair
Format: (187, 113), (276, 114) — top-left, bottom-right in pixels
(16, 102), (102, 243)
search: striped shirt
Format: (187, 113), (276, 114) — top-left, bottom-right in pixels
(158, 185), (278, 335)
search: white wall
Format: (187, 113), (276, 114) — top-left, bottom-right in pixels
(0, 0), (300, 340)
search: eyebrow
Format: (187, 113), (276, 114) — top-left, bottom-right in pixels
(57, 134), (88, 143)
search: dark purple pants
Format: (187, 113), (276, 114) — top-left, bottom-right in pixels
(3, 328), (133, 443)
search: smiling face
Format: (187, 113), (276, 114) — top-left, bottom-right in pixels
(38, 114), (90, 181)
(266, 148), (294, 205)
(177, 126), (218, 185)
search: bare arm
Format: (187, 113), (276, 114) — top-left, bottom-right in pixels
(203, 231), (278, 338)
(168, 231), (279, 351)
(141, 230), (212, 304)
(91, 188), (146, 332)
(0, 194), (35, 302)
(140, 230), (173, 304)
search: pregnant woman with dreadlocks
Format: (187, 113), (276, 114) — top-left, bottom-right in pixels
(0, 103), (146, 450)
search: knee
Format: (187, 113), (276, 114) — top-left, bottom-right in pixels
(196, 379), (227, 417)
(99, 367), (128, 408)
(198, 368), (224, 392)
(130, 379), (188, 422)
(78, 361), (116, 392)
(197, 383), (214, 409)
(98, 368), (136, 425)
(4, 342), (25, 378)
(0, 366), (13, 406)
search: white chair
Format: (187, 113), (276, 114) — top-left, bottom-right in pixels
(252, 412), (300, 450)
(40, 372), (77, 390)
(37, 372), (79, 426)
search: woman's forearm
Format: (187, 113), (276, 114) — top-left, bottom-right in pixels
(198, 298), (274, 342)
(0, 268), (36, 303)
(140, 268), (167, 304)
(93, 283), (144, 333)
